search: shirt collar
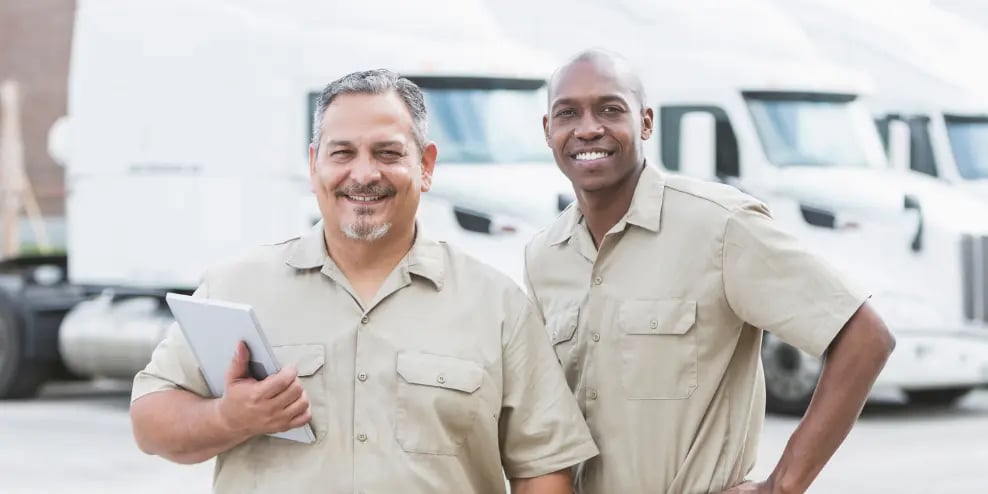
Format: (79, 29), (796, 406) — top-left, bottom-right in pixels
(548, 162), (665, 246)
(285, 222), (445, 290)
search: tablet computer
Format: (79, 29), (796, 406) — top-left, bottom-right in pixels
(164, 292), (316, 444)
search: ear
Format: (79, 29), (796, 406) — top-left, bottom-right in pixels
(419, 142), (439, 192)
(641, 106), (655, 140)
(308, 143), (318, 193)
(542, 114), (551, 145)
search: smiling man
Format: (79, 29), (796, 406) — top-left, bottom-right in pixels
(523, 50), (896, 493)
(129, 69), (597, 493)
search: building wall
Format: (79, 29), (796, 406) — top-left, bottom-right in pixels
(0, 0), (75, 219)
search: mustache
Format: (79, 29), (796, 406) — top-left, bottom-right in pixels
(334, 183), (396, 198)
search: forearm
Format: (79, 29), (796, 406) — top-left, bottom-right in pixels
(131, 389), (250, 464)
(510, 470), (573, 494)
(768, 305), (894, 493)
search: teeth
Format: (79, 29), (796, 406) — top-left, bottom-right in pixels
(575, 151), (608, 161)
(347, 195), (384, 202)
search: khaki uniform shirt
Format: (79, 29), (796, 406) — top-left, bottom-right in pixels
(524, 164), (869, 494)
(132, 225), (598, 493)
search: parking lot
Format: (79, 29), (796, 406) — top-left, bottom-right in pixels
(1, 381), (986, 493)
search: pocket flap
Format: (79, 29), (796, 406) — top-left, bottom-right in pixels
(548, 306), (579, 344)
(620, 299), (696, 335)
(272, 344), (326, 376)
(396, 351), (483, 393)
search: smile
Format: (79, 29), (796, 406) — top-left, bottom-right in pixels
(572, 151), (614, 161)
(344, 194), (387, 202)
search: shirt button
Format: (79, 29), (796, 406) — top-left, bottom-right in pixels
(360, 315), (370, 324)
(357, 433), (367, 442)
(437, 374), (446, 384)
(592, 333), (600, 342)
(357, 372), (368, 382)
(589, 389), (599, 400)
(650, 319), (658, 329)
(592, 276), (603, 285)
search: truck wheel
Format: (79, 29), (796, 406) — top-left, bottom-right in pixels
(762, 333), (821, 415)
(906, 387), (973, 406)
(0, 301), (50, 399)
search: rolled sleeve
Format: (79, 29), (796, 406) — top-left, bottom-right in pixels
(722, 203), (870, 358)
(130, 282), (213, 402)
(498, 298), (598, 479)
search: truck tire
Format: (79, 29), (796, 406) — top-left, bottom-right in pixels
(0, 299), (51, 399)
(762, 333), (821, 416)
(906, 387), (973, 406)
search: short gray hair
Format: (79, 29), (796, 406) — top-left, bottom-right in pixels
(311, 69), (428, 151)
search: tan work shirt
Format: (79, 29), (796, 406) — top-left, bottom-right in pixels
(132, 225), (598, 493)
(524, 164), (869, 494)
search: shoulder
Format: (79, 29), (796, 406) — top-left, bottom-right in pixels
(662, 174), (766, 216)
(200, 235), (302, 290)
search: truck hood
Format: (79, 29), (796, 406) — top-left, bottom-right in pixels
(772, 166), (988, 234)
(429, 162), (574, 228)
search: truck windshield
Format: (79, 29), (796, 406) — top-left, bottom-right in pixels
(745, 93), (882, 168)
(307, 77), (552, 164)
(945, 115), (988, 180)
(417, 77), (552, 164)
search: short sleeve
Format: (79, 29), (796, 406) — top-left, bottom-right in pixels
(498, 298), (598, 478)
(722, 203), (870, 357)
(130, 282), (213, 403)
(522, 243), (545, 323)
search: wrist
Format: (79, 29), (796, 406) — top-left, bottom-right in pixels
(213, 397), (251, 440)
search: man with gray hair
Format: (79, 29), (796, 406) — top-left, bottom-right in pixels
(129, 69), (598, 493)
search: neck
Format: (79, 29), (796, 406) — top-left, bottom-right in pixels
(324, 222), (415, 279)
(578, 162), (644, 247)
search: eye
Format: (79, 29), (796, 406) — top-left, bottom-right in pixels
(554, 108), (576, 118)
(378, 150), (404, 162)
(602, 105), (623, 113)
(330, 149), (353, 158)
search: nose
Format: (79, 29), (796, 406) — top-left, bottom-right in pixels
(574, 112), (604, 141)
(348, 151), (383, 184)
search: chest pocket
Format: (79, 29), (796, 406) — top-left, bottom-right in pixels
(618, 299), (698, 400)
(395, 351), (484, 455)
(547, 305), (580, 367)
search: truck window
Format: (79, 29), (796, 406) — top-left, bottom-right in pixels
(307, 77), (551, 165)
(660, 105), (740, 178)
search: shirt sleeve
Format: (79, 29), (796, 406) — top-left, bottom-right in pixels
(498, 296), (599, 479)
(130, 281), (213, 403)
(722, 202), (871, 358)
(522, 242), (546, 323)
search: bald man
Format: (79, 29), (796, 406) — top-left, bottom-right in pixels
(523, 49), (895, 494)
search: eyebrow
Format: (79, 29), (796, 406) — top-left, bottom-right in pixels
(326, 140), (406, 148)
(551, 94), (630, 110)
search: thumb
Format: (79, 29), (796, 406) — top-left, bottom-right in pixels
(225, 341), (251, 383)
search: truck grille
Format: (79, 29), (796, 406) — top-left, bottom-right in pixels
(962, 234), (988, 323)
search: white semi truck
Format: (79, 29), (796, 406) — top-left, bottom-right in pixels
(774, 0), (988, 201)
(0, 0), (571, 398)
(491, 0), (988, 413)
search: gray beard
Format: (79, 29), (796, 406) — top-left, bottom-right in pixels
(341, 221), (391, 242)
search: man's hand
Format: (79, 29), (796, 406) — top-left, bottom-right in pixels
(216, 342), (312, 437)
(718, 480), (772, 493)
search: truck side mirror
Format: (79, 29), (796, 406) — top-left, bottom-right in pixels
(678, 112), (717, 181)
(887, 119), (911, 173)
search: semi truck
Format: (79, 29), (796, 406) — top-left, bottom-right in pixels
(491, 0), (988, 413)
(0, 0), (569, 398)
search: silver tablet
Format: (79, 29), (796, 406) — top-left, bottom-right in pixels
(164, 292), (316, 444)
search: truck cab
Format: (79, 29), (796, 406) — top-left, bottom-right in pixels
(493, 0), (988, 412)
(1, 0), (567, 397)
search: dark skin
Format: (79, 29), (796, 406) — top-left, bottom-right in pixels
(543, 51), (896, 494)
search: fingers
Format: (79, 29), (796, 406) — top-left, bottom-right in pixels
(285, 398), (313, 430)
(258, 365), (298, 399)
(270, 377), (305, 410)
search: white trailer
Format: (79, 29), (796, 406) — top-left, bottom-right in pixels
(0, 0), (570, 397)
(491, 0), (988, 413)
(773, 0), (988, 199)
